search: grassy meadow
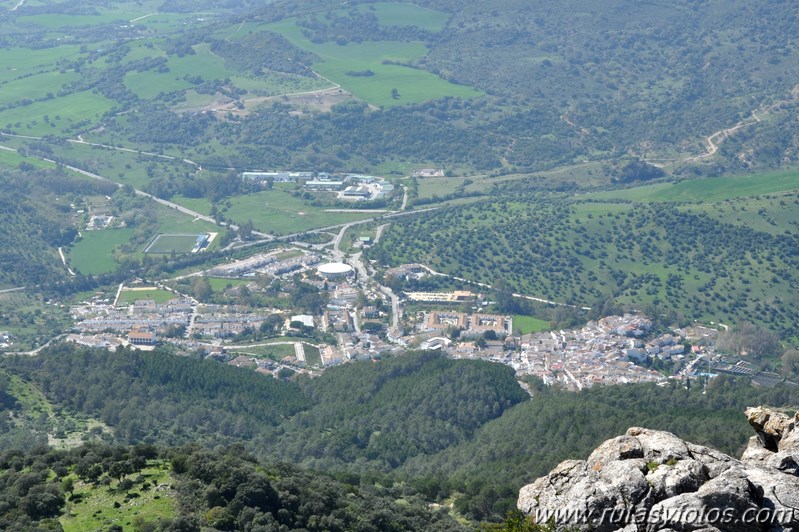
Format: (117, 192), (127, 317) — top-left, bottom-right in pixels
(221, 189), (375, 235)
(68, 229), (134, 275)
(266, 17), (482, 108)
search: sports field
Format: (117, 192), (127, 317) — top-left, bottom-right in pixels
(117, 288), (175, 305)
(144, 234), (206, 254)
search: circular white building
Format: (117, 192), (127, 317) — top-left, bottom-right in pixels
(317, 262), (354, 280)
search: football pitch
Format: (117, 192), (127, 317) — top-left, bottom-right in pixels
(144, 233), (207, 254)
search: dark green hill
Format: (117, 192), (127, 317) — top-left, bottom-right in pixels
(0, 168), (104, 288)
(0, 443), (464, 531)
(4, 344), (799, 524)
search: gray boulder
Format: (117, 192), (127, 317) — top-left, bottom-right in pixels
(517, 407), (799, 531)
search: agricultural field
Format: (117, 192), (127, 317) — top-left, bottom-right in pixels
(266, 17), (482, 108)
(594, 168), (799, 203)
(0, 91), (116, 136)
(0, 147), (55, 170)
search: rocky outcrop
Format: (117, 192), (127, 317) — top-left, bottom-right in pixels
(517, 407), (799, 531)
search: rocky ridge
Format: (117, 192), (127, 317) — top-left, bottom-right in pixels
(518, 407), (799, 531)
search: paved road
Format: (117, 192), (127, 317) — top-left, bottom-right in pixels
(0, 141), (271, 239)
(0, 287), (25, 294)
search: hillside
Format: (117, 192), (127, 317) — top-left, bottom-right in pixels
(4, 345), (799, 523)
(370, 171), (799, 339)
(1, 0), (798, 178)
(0, 168), (99, 288)
(0, 443), (463, 531)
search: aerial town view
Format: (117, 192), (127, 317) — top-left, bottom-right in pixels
(1, 1), (799, 530)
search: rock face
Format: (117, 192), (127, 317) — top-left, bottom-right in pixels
(517, 407), (799, 531)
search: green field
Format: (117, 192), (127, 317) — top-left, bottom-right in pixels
(303, 344), (322, 367)
(231, 342), (296, 360)
(513, 315), (552, 334)
(125, 43), (229, 99)
(366, 2), (451, 31)
(0, 147), (55, 169)
(207, 277), (250, 291)
(1, 70), (79, 102)
(151, 205), (217, 234)
(222, 189), (375, 235)
(0, 45), (83, 83)
(68, 229), (134, 275)
(0, 90), (115, 136)
(267, 20), (482, 108)
(596, 168), (799, 203)
(117, 288), (175, 305)
(144, 234), (204, 254)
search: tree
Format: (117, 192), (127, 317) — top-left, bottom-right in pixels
(192, 277), (212, 302)
(781, 348), (799, 378)
(60, 478), (74, 497)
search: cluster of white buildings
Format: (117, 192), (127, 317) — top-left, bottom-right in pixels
(241, 171), (395, 201)
(509, 314), (665, 390)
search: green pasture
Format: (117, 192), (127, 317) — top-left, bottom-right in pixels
(131, 12), (219, 32)
(595, 168), (799, 203)
(125, 43), (228, 99)
(222, 189), (374, 235)
(1, 70), (79, 102)
(68, 229), (133, 275)
(171, 195), (212, 215)
(117, 288), (175, 305)
(16, 7), (143, 29)
(60, 462), (176, 532)
(513, 315), (551, 334)
(151, 204), (217, 234)
(365, 2), (451, 31)
(0, 147), (55, 169)
(0, 45), (83, 83)
(267, 20), (482, 107)
(38, 139), (199, 190)
(0, 90), (115, 136)
(415, 175), (495, 200)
